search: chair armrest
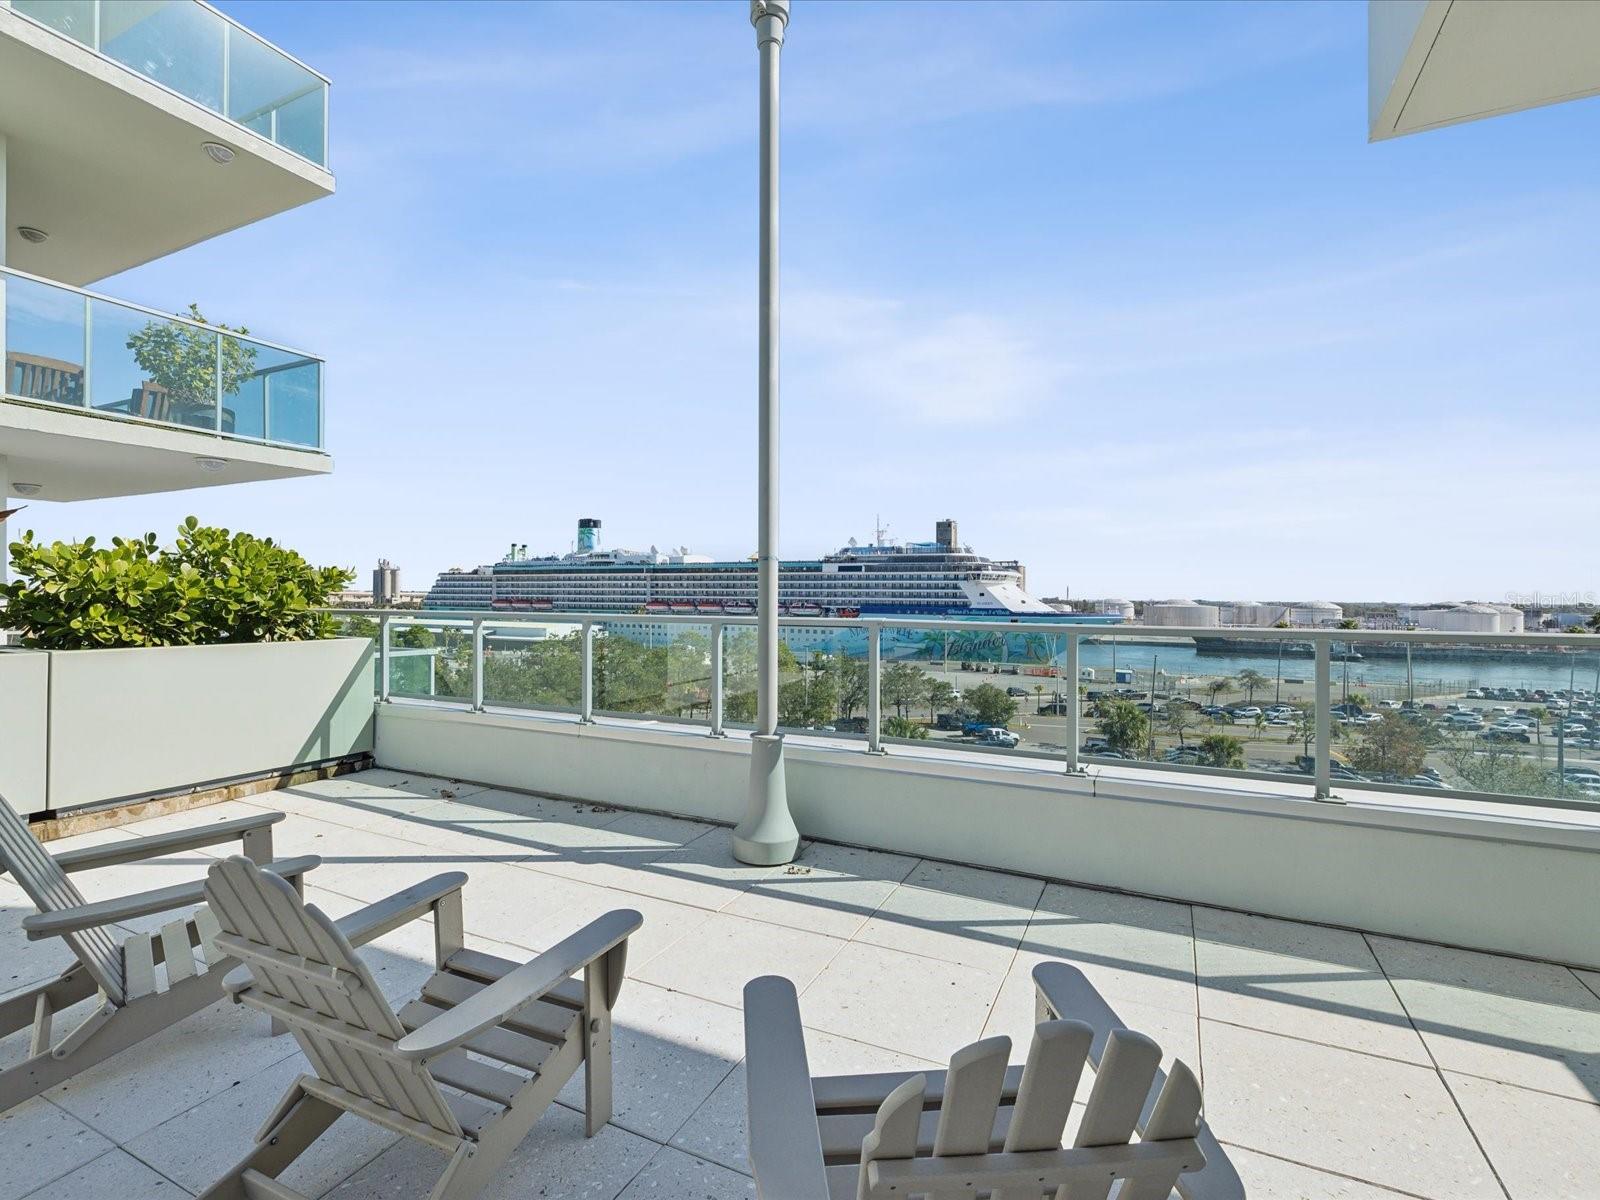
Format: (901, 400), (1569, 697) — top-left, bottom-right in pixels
(743, 975), (830, 1200)
(335, 872), (468, 947)
(1032, 962), (1244, 1200)
(393, 908), (642, 1062)
(23, 855), (320, 940)
(52, 812), (286, 873)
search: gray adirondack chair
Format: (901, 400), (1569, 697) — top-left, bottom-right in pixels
(744, 960), (1245, 1200)
(199, 855), (643, 1200)
(0, 796), (320, 1112)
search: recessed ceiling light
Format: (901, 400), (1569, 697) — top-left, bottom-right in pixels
(17, 226), (48, 244)
(201, 141), (236, 165)
(194, 456), (228, 472)
(11, 482), (42, 496)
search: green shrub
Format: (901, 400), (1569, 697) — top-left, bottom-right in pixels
(2, 516), (353, 649)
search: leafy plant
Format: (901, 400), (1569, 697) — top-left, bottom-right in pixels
(1098, 699), (1149, 756)
(126, 305), (259, 426)
(881, 714), (929, 740)
(2, 517), (353, 649)
(1196, 733), (1245, 769)
(965, 682), (1018, 727)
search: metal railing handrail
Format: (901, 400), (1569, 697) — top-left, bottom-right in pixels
(345, 606), (1600, 650)
(334, 607), (1600, 812)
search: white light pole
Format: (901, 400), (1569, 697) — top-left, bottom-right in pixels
(733, 0), (800, 865)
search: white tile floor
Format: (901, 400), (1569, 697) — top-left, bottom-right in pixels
(4, 769), (1600, 1199)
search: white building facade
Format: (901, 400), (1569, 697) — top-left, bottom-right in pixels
(0, 2), (335, 569)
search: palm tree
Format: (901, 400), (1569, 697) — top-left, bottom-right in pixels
(1207, 677), (1235, 710)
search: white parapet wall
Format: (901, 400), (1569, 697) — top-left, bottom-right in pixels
(0, 652), (49, 814)
(377, 702), (1600, 969)
(3, 637), (375, 816)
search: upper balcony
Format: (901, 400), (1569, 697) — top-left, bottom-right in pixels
(1, 265), (328, 497)
(0, 0), (333, 285)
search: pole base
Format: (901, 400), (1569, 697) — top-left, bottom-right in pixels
(733, 734), (799, 865)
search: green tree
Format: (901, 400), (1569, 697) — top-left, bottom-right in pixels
(1289, 703), (1316, 757)
(1163, 702), (1197, 746)
(966, 683), (1018, 727)
(882, 663), (929, 718)
(393, 625), (436, 649)
(1206, 677), (1236, 709)
(2, 517), (351, 648)
(1589, 611), (1600, 632)
(1236, 669), (1267, 704)
(126, 305), (258, 428)
(927, 679), (958, 720)
(836, 658), (870, 720)
(1337, 618), (1360, 630)
(881, 714), (928, 740)
(1099, 700), (1149, 756)
(1196, 733), (1245, 769)
(1349, 710), (1428, 778)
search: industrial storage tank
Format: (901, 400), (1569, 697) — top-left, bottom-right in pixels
(1142, 599), (1220, 628)
(1491, 604), (1526, 634)
(1222, 600), (1277, 626)
(1093, 598), (1136, 621)
(1285, 601), (1344, 627)
(1407, 603), (1503, 633)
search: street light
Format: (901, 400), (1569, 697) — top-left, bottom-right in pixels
(733, 0), (800, 865)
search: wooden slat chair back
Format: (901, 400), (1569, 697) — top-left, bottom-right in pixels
(199, 855), (643, 1200)
(853, 1022), (1205, 1200)
(0, 797), (125, 1003)
(204, 855), (463, 1140)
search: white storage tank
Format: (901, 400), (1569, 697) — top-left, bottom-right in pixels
(1285, 600), (1344, 627)
(1222, 600), (1277, 626)
(1093, 598), (1136, 622)
(1408, 603), (1502, 633)
(1142, 599), (1220, 628)
(1491, 604), (1526, 634)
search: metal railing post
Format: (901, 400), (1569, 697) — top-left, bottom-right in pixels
(867, 622), (885, 753)
(471, 618), (484, 712)
(377, 615), (390, 703)
(579, 620), (595, 724)
(709, 621), (726, 736)
(1064, 632), (1083, 774)
(1314, 636), (1332, 799)
(214, 334), (224, 431)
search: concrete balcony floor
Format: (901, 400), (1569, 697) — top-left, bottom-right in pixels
(3, 768), (1599, 1199)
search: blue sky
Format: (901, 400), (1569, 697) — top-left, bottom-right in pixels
(29, 0), (1600, 601)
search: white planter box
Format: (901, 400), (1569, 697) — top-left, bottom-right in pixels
(35, 637), (374, 812)
(0, 652), (50, 815)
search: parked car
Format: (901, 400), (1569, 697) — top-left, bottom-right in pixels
(978, 727), (1020, 748)
(1006, 686), (1029, 697)
(1479, 729), (1530, 744)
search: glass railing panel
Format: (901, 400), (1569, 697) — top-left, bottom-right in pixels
(593, 621), (713, 723)
(776, 623), (869, 738)
(386, 620), (471, 704)
(1392, 646), (1600, 805)
(1076, 630), (1317, 778)
(98, 0), (226, 112)
(11, 0), (94, 40)
(88, 298), (218, 430)
(3, 275), (86, 406)
(11, 1), (327, 167)
(227, 337), (321, 446)
(723, 626), (758, 730)
(228, 25), (326, 164)
(875, 623), (1056, 753)
(480, 621), (582, 714)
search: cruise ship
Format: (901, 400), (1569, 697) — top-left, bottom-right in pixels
(424, 518), (1119, 653)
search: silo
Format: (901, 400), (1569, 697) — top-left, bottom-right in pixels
(1094, 598), (1136, 622)
(1142, 599), (1221, 628)
(1286, 601), (1344, 627)
(372, 559), (400, 606)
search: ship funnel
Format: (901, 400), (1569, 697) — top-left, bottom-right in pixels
(936, 518), (958, 550)
(577, 518), (601, 554)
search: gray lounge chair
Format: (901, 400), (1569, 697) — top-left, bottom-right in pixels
(744, 960), (1245, 1199)
(0, 795), (319, 1112)
(198, 854), (642, 1200)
